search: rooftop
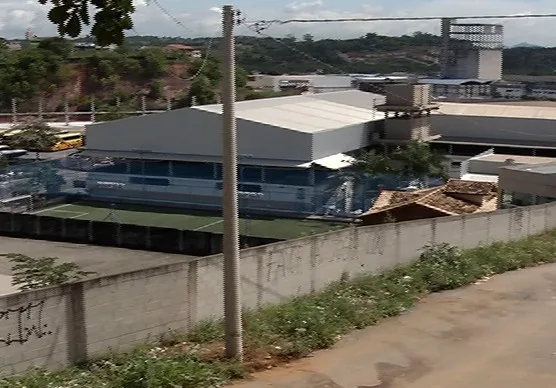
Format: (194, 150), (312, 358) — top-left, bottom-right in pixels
(473, 153), (556, 164)
(436, 102), (556, 120)
(503, 161), (556, 175)
(363, 179), (498, 217)
(194, 90), (385, 133)
(419, 78), (493, 85)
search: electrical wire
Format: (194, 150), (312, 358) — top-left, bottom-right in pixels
(237, 11), (556, 140)
(147, 0), (214, 81)
(245, 13), (556, 32)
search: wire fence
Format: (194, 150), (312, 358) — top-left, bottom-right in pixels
(0, 156), (444, 217)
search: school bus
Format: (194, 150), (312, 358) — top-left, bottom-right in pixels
(49, 132), (84, 151)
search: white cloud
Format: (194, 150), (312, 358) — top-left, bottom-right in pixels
(1, 0), (556, 46)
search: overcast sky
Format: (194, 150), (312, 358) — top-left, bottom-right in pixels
(2, 0), (556, 46)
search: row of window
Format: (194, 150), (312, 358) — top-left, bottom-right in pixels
(128, 176), (263, 192)
(94, 160), (334, 186)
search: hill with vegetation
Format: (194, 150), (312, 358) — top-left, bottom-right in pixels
(1, 32), (555, 112)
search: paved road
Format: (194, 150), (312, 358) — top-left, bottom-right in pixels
(234, 264), (556, 388)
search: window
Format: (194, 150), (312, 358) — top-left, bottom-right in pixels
(129, 177), (170, 186)
(214, 182), (262, 193)
(173, 161), (215, 179)
(264, 167), (309, 186)
(144, 161), (169, 176)
(240, 166), (262, 182)
(239, 184), (262, 193)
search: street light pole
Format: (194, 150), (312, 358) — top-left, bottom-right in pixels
(221, 4), (243, 361)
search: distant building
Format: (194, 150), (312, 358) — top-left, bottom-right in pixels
(459, 149), (556, 183)
(163, 44), (201, 57)
(440, 20), (503, 80)
(247, 74), (354, 93)
(358, 179), (498, 225)
(499, 161), (556, 207)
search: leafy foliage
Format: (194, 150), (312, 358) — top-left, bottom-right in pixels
(2, 229), (556, 386)
(391, 141), (448, 180)
(5, 253), (95, 291)
(5, 120), (59, 155)
(40, 0), (135, 45)
(353, 141), (447, 181)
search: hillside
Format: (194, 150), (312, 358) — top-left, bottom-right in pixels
(1, 32), (556, 112)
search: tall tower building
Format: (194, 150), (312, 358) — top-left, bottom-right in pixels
(440, 19), (504, 80)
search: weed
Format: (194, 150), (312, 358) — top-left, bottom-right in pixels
(2, 230), (556, 387)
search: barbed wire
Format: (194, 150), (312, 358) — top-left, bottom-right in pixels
(147, 0), (214, 82)
(235, 9), (556, 140)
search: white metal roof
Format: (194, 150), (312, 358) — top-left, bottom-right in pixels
(297, 153), (355, 169)
(436, 102), (556, 120)
(195, 91), (385, 133)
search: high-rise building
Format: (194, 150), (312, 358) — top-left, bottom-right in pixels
(440, 19), (504, 80)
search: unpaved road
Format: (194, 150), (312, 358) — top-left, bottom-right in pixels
(234, 264), (556, 388)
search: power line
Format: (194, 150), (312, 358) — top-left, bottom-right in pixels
(237, 14), (556, 140)
(147, 0), (214, 81)
(245, 13), (556, 27)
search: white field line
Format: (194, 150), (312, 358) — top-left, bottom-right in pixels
(193, 219), (224, 231)
(69, 212), (89, 219)
(31, 203), (72, 214)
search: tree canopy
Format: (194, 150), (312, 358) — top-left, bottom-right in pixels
(39, 0), (135, 45)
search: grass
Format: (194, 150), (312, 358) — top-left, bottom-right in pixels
(33, 202), (348, 239)
(3, 230), (556, 387)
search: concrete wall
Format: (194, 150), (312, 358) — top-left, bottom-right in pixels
(499, 167), (556, 198)
(0, 212), (280, 256)
(3, 203), (556, 373)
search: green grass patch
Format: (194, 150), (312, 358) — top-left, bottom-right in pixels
(3, 230), (556, 387)
(35, 202), (347, 239)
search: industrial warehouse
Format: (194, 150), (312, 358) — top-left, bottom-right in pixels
(81, 90), (389, 215)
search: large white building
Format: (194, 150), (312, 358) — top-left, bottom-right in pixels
(81, 91), (387, 214)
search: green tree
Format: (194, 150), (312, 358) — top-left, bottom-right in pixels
(5, 253), (94, 291)
(6, 121), (59, 160)
(30, 164), (67, 193)
(148, 80), (164, 100)
(39, 0), (134, 45)
(188, 76), (216, 105)
(353, 149), (392, 175)
(37, 37), (73, 58)
(391, 141), (447, 182)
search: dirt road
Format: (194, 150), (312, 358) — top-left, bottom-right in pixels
(234, 264), (556, 388)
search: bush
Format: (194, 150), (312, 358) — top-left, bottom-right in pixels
(3, 230), (556, 387)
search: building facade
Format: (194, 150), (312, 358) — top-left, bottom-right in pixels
(82, 91), (387, 215)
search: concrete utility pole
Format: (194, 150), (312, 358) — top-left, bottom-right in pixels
(221, 4), (243, 360)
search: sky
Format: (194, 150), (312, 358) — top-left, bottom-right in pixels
(3, 0), (556, 46)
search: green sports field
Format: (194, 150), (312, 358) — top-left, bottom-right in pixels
(32, 202), (348, 239)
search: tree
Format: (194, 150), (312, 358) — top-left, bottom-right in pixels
(37, 37), (73, 58)
(187, 76), (216, 105)
(30, 164), (67, 193)
(5, 253), (94, 291)
(391, 141), (447, 183)
(39, 0), (134, 45)
(5, 120), (59, 160)
(352, 149), (391, 176)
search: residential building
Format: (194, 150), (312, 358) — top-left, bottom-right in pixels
(246, 74), (354, 93)
(358, 179), (497, 225)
